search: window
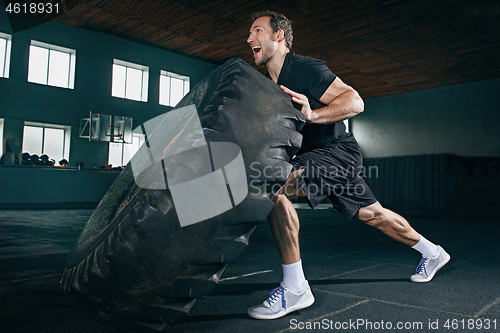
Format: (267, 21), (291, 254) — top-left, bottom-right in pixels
(108, 133), (145, 167)
(27, 40), (76, 89)
(112, 59), (149, 102)
(0, 33), (12, 78)
(159, 70), (190, 107)
(22, 122), (71, 163)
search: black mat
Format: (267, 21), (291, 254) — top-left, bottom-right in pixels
(1, 209), (499, 333)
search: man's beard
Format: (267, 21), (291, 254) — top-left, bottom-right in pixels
(255, 43), (276, 66)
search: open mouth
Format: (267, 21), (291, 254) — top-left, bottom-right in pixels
(252, 46), (261, 57)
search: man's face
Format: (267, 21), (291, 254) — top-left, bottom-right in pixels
(247, 16), (279, 66)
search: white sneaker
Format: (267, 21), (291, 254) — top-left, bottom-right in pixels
(411, 245), (450, 283)
(247, 281), (315, 320)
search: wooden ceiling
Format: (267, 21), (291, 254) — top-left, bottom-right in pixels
(7, 0), (500, 98)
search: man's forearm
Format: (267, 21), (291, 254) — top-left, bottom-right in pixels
(309, 90), (364, 124)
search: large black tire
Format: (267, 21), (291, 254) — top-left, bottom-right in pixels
(60, 59), (305, 331)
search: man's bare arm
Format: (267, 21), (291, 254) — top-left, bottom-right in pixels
(281, 77), (364, 124)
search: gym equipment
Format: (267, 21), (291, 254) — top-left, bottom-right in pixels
(60, 58), (305, 331)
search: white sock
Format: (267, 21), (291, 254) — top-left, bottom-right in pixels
(282, 259), (306, 290)
(412, 235), (439, 257)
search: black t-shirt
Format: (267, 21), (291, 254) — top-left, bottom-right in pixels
(275, 53), (347, 155)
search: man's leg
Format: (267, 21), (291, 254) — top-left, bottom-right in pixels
(357, 202), (450, 282)
(268, 169), (305, 265)
(356, 201), (420, 246)
(267, 170), (307, 291)
(247, 169), (315, 319)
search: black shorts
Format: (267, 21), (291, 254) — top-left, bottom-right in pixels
(291, 133), (377, 220)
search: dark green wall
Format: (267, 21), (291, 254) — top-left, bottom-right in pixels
(0, 165), (121, 208)
(0, 9), (218, 207)
(0, 9), (217, 167)
(352, 78), (500, 158)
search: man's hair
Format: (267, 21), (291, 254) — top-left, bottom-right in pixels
(251, 11), (293, 50)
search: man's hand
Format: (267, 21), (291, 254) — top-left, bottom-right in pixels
(280, 85), (314, 122)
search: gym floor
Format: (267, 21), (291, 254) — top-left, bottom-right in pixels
(1, 207), (499, 333)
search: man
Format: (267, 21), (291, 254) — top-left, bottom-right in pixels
(245, 11), (451, 320)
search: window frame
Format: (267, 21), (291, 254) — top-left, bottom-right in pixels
(0, 32), (12, 78)
(27, 40), (76, 89)
(23, 121), (71, 161)
(108, 132), (145, 167)
(112, 59), (149, 102)
(159, 70), (190, 107)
